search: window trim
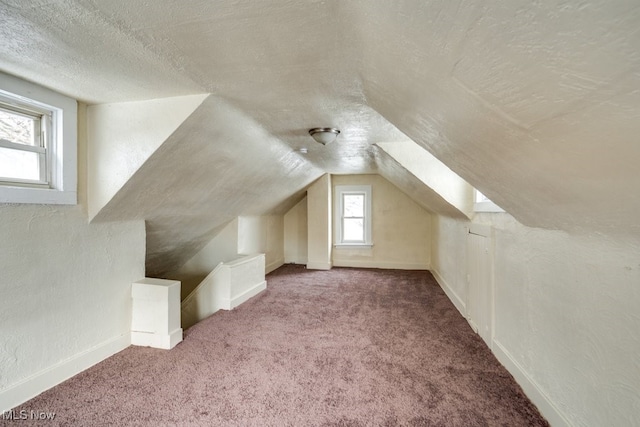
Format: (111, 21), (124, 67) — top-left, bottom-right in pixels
(0, 98), (50, 187)
(334, 185), (372, 248)
(0, 72), (77, 205)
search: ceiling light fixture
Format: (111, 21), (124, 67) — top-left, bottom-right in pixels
(309, 127), (340, 145)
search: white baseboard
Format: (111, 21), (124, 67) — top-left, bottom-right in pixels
(0, 333), (130, 413)
(306, 261), (332, 270)
(430, 268), (466, 316)
(266, 258), (285, 274)
(332, 260), (429, 270)
(284, 256), (308, 265)
(492, 340), (571, 427)
(131, 328), (183, 350)
(229, 280), (267, 309)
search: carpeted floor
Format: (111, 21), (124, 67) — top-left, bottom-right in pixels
(4, 265), (548, 426)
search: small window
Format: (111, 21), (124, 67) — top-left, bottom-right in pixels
(0, 99), (51, 187)
(474, 189), (504, 213)
(0, 72), (77, 205)
(335, 185), (372, 247)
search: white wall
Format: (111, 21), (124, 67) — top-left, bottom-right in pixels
(284, 196), (308, 264)
(169, 219), (240, 300)
(238, 215), (285, 274)
(431, 213), (640, 427)
(307, 174), (332, 270)
(332, 175), (431, 270)
(0, 103), (146, 412)
(170, 215), (285, 300)
(377, 141), (475, 218)
(86, 95), (207, 220)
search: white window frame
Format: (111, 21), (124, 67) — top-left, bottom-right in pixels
(334, 185), (372, 248)
(0, 72), (77, 205)
(474, 189), (504, 213)
(0, 98), (51, 187)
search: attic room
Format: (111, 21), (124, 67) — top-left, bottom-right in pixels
(1, 1), (639, 426)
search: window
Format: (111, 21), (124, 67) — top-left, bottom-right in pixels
(474, 189), (504, 213)
(0, 72), (77, 204)
(334, 185), (372, 247)
(0, 99), (51, 187)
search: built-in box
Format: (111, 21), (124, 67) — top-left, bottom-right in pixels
(131, 278), (183, 349)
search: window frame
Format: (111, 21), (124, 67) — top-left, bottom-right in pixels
(0, 98), (51, 187)
(0, 72), (77, 205)
(334, 185), (372, 248)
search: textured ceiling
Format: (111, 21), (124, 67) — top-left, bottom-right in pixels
(1, 0), (639, 273)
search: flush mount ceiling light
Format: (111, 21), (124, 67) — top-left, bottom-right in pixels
(309, 127), (340, 145)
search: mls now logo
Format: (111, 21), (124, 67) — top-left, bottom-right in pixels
(2, 409), (56, 421)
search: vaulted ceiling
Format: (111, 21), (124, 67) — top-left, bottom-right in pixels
(2, 0), (639, 274)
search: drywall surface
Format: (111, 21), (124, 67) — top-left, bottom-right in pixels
(0, 204), (144, 406)
(284, 196), (308, 265)
(377, 141), (474, 218)
(307, 174), (332, 270)
(168, 219), (240, 300)
(431, 214), (640, 427)
(92, 96), (322, 277)
(354, 1), (640, 237)
(170, 214), (285, 300)
(86, 94), (207, 220)
(238, 215), (285, 274)
(332, 175), (431, 270)
(430, 215), (468, 313)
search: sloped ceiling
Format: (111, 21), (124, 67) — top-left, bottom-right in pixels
(1, 0), (639, 273)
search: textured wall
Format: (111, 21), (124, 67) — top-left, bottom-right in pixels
(168, 219), (240, 300)
(238, 215), (285, 274)
(431, 214), (640, 427)
(87, 94), (207, 220)
(307, 174), (333, 270)
(0, 104), (145, 406)
(332, 175), (431, 270)
(0, 205), (144, 393)
(284, 197), (308, 265)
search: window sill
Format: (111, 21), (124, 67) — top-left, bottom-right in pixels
(474, 201), (505, 213)
(334, 244), (374, 249)
(0, 186), (76, 205)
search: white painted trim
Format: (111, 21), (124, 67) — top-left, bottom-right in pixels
(0, 71), (77, 205)
(0, 334), (130, 412)
(431, 268), (466, 316)
(306, 261), (332, 270)
(332, 260), (429, 270)
(334, 185), (373, 246)
(265, 257), (285, 274)
(492, 340), (571, 427)
(229, 280), (267, 308)
(131, 328), (182, 350)
(284, 257), (308, 265)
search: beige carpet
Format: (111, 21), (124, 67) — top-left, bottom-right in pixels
(4, 265), (548, 426)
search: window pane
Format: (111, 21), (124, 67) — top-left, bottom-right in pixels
(343, 218), (364, 241)
(343, 194), (364, 217)
(0, 147), (40, 181)
(0, 109), (38, 146)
